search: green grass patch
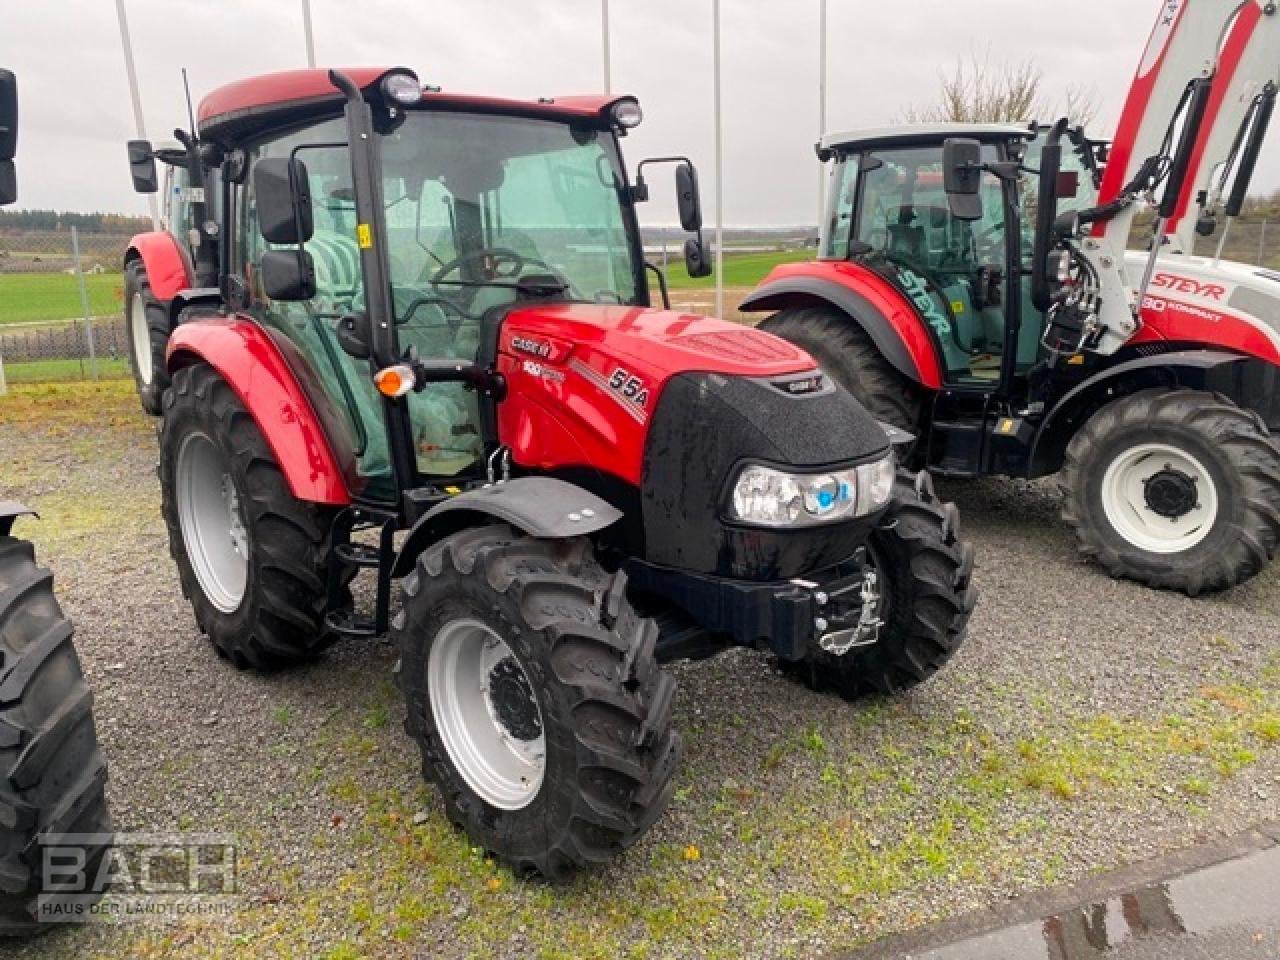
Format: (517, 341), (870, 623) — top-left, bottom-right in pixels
(665, 248), (811, 290)
(1, 357), (130, 383)
(0, 271), (122, 325)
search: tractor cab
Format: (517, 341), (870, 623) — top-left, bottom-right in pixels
(819, 123), (1102, 398)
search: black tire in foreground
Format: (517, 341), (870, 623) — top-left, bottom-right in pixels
(0, 536), (112, 936)
(783, 469), (977, 700)
(159, 363), (342, 669)
(123, 260), (172, 416)
(396, 525), (681, 880)
(1062, 388), (1280, 596)
(760, 306), (923, 444)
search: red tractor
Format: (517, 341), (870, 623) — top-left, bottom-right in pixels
(0, 71), (112, 935)
(122, 66), (975, 877)
(747, 0), (1280, 595)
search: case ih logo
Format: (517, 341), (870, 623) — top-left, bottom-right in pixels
(1151, 273), (1226, 301)
(510, 336), (552, 358)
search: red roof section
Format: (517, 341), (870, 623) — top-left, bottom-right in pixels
(197, 67), (628, 139)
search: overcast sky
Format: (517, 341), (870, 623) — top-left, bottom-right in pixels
(5, 0), (1279, 225)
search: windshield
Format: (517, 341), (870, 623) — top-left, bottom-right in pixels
(309, 110), (643, 315)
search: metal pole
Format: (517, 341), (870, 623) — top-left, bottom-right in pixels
(71, 227), (98, 380)
(302, 0), (316, 68)
(601, 0), (612, 94)
(114, 0), (160, 229)
(1260, 218), (1268, 265)
(817, 0), (827, 244)
(713, 0), (724, 318)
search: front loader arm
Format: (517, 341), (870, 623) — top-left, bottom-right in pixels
(1045, 1), (1280, 357)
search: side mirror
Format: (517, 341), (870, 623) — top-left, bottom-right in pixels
(260, 249), (316, 301)
(675, 161), (702, 233)
(127, 139), (158, 193)
(0, 162), (14, 206)
(942, 138), (984, 221)
(253, 157), (314, 245)
(0, 69), (16, 163)
(1031, 120), (1067, 313)
(683, 236), (711, 279)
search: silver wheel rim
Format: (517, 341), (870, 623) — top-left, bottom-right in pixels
(428, 619), (546, 810)
(129, 291), (153, 386)
(176, 432), (249, 613)
(1100, 442), (1219, 554)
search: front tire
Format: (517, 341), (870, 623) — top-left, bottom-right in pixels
(1062, 388), (1280, 595)
(783, 470), (976, 700)
(123, 261), (171, 416)
(396, 526), (681, 880)
(0, 536), (112, 936)
(159, 363), (341, 669)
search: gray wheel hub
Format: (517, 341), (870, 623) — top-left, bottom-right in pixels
(427, 618), (546, 810)
(175, 433), (249, 614)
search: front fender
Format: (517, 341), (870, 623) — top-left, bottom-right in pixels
(125, 231), (191, 301)
(1029, 349), (1261, 476)
(167, 318), (353, 506)
(392, 477), (622, 578)
(741, 264), (941, 389)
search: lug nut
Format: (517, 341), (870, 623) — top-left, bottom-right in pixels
(814, 591), (829, 606)
(814, 618), (829, 633)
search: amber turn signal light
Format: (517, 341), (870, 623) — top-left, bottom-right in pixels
(374, 364), (416, 397)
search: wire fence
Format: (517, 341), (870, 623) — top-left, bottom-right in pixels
(0, 229), (132, 388)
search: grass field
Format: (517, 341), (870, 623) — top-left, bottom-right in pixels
(1, 357), (130, 384)
(0, 272), (122, 325)
(666, 247), (811, 290)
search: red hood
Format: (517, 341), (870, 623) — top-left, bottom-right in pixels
(501, 303), (815, 376)
(494, 304), (818, 486)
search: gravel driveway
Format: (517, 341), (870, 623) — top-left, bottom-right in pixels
(3, 381), (1279, 960)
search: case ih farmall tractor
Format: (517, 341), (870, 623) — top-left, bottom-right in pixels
(122, 67), (975, 876)
(747, 0), (1280, 595)
(0, 70), (112, 935)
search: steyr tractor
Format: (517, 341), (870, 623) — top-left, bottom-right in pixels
(122, 67), (975, 877)
(747, 0), (1280, 596)
(0, 70), (112, 935)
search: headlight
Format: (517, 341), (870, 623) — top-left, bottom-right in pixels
(610, 98), (643, 129)
(381, 70), (421, 106)
(727, 454), (895, 528)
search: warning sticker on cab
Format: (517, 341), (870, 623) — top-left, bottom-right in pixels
(356, 223), (373, 249)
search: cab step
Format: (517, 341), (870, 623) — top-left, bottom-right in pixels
(324, 607), (380, 640)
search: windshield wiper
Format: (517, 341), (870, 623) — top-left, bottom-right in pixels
(433, 275), (573, 298)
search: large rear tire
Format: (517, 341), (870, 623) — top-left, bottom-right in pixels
(1062, 388), (1280, 595)
(782, 470), (976, 700)
(396, 525), (681, 880)
(760, 306), (923, 441)
(159, 363), (342, 669)
(123, 261), (171, 417)
(0, 536), (112, 936)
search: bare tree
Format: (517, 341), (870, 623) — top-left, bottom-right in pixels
(899, 50), (1098, 129)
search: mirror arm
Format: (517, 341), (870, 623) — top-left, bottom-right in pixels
(644, 262), (671, 309)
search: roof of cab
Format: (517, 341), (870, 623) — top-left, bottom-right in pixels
(196, 66), (630, 143)
(820, 123), (1034, 152)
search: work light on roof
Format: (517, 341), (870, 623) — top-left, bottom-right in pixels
(381, 70), (421, 106)
(611, 98), (643, 129)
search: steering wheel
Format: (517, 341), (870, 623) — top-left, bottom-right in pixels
(428, 247), (554, 291)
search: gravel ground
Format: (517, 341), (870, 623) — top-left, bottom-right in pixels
(3, 380), (1279, 960)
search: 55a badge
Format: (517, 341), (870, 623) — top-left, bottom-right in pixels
(608, 368), (650, 408)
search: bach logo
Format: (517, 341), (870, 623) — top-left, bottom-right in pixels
(34, 832), (240, 925)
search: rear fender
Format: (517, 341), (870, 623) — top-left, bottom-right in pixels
(1028, 350), (1274, 477)
(166, 317), (354, 506)
(125, 231), (191, 301)
(391, 478), (622, 578)
(740, 270), (941, 389)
